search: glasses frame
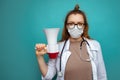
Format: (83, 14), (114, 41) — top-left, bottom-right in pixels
(66, 22), (85, 30)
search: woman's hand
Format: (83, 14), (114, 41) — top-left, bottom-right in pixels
(35, 43), (47, 56)
(35, 43), (48, 77)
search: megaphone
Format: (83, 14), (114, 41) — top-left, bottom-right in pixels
(44, 28), (60, 59)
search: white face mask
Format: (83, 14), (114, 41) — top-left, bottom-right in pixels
(68, 25), (83, 38)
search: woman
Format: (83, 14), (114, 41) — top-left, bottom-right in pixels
(35, 4), (107, 80)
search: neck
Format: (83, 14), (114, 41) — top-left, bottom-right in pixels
(70, 37), (83, 42)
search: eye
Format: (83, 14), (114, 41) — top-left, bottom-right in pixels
(67, 23), (74, 26)
(78, 23), (84, 26)
(77, 25), (83, 29)
(67, 23), (74, 29)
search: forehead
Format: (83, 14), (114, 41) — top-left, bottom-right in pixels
(67, 14), (84, 23)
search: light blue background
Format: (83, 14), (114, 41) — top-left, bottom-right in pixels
(0, 0), (120, 80)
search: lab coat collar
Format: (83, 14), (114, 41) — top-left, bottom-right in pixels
(65, 37), (98, 51)
(85, 38), (99, 51)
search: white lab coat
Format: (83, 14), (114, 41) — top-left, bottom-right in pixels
(42, 38), (107, 80)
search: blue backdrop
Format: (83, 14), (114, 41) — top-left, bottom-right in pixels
(0, 0), (120, 80)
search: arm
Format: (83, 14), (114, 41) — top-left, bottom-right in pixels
(35, 44), (56, 80)
(37, 55), (48, 77)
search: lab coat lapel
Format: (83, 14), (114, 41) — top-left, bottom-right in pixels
(61, 39), (71, 77)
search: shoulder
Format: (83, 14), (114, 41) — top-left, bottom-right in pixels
(58, 41), (65, 46)
(86, 38), (101, 50)
(87, 39), (100, 46)
(57, 41), (66, 50)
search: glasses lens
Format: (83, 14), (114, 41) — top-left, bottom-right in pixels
(67, 23), (74, 29)
(77, 25), (83, 29)
(67, 22), (85, 29)
(78, 23), (84, 26)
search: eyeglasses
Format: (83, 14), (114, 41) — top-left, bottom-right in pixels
(67, 22), (85, 29)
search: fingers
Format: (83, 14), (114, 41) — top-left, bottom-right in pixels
(35, 43), (47, 56)
(36, 50), (46, 56)
(35, 44), (46, 50)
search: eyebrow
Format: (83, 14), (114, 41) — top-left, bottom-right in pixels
(67, 21), (84, 23)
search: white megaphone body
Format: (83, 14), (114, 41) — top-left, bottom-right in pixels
(44, 28), (60, 59)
